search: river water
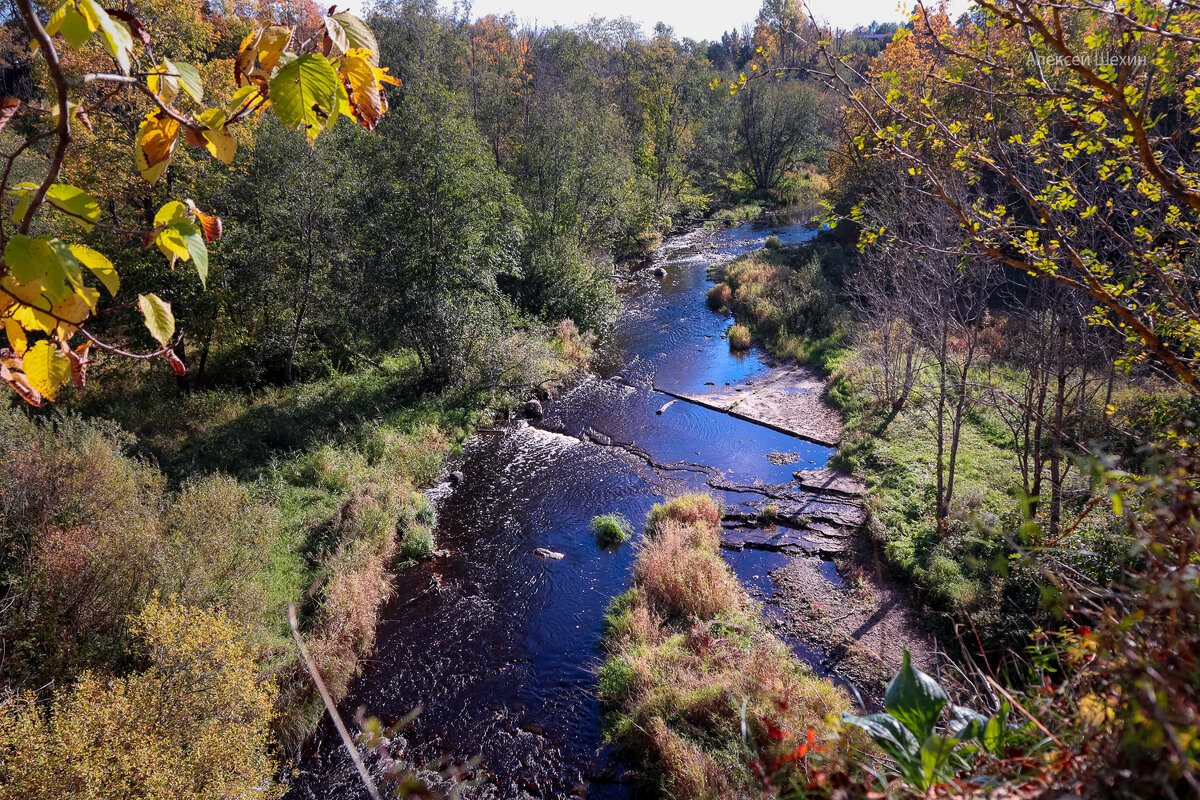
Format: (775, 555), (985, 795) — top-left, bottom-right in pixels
(293, 217), (834, 800)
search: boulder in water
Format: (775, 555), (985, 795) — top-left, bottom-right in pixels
(652, 266), (667, 278)
(534, 547), (564, 560)
(524, 399), (543, 418)
(449, 470), (464, 486)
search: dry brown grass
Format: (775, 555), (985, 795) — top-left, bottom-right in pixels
(601, 492), (854, 798)
(645, 493), (722, 531)
(707, 282), (733, 310)
(636, 520), (742, 621)
(554, 318), (596, 367)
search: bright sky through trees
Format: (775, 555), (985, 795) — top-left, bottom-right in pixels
(406, 0), (973, 41)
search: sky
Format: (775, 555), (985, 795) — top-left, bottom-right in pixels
(427, 0), (955, 41)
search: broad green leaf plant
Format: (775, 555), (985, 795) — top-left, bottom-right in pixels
(0, 0), (397, 405)
(843, 650), (1019, 792)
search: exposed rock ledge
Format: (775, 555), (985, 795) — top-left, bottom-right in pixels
(655, 363), (843, 447)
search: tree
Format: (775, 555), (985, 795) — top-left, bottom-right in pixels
(351, 86), (523, 385)
(734, 78), (821, 196)
(0, 0), (396, 405)
(817, 0), (1200, 393)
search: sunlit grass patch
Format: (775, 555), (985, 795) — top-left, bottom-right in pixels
(727, 324), (751, 350)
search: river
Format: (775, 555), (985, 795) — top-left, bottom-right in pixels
(292, 216), (844, 800)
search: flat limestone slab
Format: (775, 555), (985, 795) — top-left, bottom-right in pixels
(792, 468), (866, 497)
(658, 363), (843, 447)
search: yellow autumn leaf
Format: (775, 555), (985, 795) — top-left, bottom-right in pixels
(147, 64), (179, 106)
(136, 112), (180, 183)
(68, 244), (119, 296)
(3, 316), (27, 354)
(51, 287), (98, 338)
(156, 225), (190, 266)
(236, 25), (293, 88)
(1079, 694), (1114, 728)
(339, 51), (387, 130)
(22, 339), (70, 400)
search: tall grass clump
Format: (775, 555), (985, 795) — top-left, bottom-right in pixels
(727, 324), (751, 350)
(707, 282), (732, 310)
(592, 513), (633, 547)
(600, 493), (854, 797)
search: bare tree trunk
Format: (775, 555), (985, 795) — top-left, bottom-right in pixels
(935, 322), (949, 521)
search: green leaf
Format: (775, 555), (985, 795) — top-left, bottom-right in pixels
(169, 219), (207, 287)
(982, 715), (1003, 754)
(330, 12), (379, 64)
(138, 293), (174, 346)
(8, 181), (35, 224)
(69, 244), (119, 296)
(45, 183), (100, 230)
(8, 181), (100, 231)
(948, 704), (988, 741)
(24, 237), (70, 303)
(167, 59), (203, 103)
(884, 649), (948, 742)
(47, 2), (93, 49)
(268, 53), (341, 143)
(23, 339), (70, 400)
(46, 238), (83, 292)
(918, 735), (958, 790)
(841, 712), (921, 761)
(4, 234), (36, 284)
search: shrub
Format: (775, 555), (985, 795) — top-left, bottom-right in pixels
(727, 324), (751, 350)
(706, 283), (732, 310)
(636, 520), (741, 620)
(553, 318), (595, 367)
(765, 234), (782, 249)
(592, 513), (633, 547)
(0, 599), (282, 800)
(412, 492), (437, 527)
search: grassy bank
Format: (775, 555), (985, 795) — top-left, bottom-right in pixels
(599, 494), (853, 798)
(0, 325), (589, 782)
(705, 244), (1160, 650)
(708, 246), (1041, 635)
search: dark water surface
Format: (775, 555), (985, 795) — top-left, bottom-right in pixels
(293, 217), (828, 800)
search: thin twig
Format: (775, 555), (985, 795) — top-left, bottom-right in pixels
(287, 604), (383, 800)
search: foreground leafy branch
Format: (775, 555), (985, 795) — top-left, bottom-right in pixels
(0, 0), (397, 405)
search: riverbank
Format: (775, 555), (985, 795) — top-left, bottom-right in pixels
(704, 243), (942, 690)
(0, 323), (592, 783)
(599, 494), (854, 798)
